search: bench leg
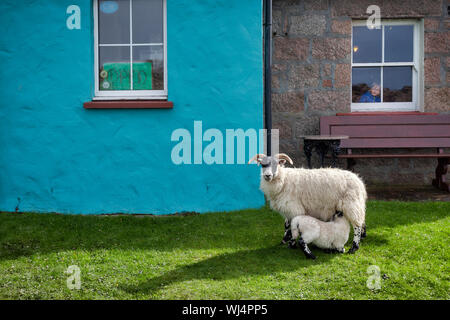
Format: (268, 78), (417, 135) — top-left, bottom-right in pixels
(347, 158), (356, 171)
(330, 141), (341, 167)
(432, 158), (449, 192)
(303, 141), (313, 169)
(315, 142), (329, 168)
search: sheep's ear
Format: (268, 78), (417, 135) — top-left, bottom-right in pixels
(278, 159), (287, 167)
(248, 154), (265, 165)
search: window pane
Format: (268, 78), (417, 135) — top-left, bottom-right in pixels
(352, 26), (382, 63)
(352, 67), (381, 103)
(99, 0), (130, 44)
(384, 25), (414, 62)
(133, 45), (164, 90)
(132, 0), (163, 44)
(99, 46), (131, 90)
(383, 67), (412, 102)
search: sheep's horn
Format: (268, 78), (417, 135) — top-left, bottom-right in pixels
(248, 154), (266, 164)
(275, 153), (294, 165)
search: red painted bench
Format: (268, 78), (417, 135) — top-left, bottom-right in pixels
(320, 114), (450, 192)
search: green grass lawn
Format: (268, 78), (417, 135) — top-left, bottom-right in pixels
(0, 201), (449, 300)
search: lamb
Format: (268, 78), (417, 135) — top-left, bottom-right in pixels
(288, 211), (350, 259)
(248, 153), (367, 258)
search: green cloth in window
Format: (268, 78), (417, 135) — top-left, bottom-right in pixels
(100, 62), (152, 90)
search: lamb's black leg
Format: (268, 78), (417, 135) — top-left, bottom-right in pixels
(282, 219), (296, 248)
(288, 238), (297, 249)
(298, 237), (316, 259)
(361, 223), (367, 239)
(348, 226), (362, 254)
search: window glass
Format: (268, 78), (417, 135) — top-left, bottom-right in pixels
(383, 67), (412, 102)
(132, 0), (163, 44)
(352, 26), (382, 63)
(96, 0), (165, 94)
(352, 67), (381, 103)
(99, 0), (130, 44)
(384, 25), (414, 62)
(351, 22), (417, 110)
(99, 46), (131, 90)
(132, 45), (164, 90)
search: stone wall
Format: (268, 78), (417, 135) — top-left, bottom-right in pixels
(271, 0), (450, 185)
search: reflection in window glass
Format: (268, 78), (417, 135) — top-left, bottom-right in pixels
(384, 25), (414, 62)
(383, 67), (412, 102)
(352, 67), (381, 103)
(99, 0), (130, 44)
(352, 26), (382, 63)
(132, 0), (163, 44)
(99, 46), (131, 90)
(132, 46), (164, 90)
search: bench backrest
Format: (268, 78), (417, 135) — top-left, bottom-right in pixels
(320, 114), (450, 149)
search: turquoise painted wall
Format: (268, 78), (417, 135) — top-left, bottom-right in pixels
(0, 0), (264, 214)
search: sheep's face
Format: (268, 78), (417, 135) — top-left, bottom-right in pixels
(248, 153), (294, 182)
(260, 156), (281, 182)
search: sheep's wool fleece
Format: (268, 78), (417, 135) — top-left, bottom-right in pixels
(260, 167), (367, 227)
(291, 215), (350, 250)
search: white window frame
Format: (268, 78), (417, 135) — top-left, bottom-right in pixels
(351, 19), (424, 112)
(93, 0), (167, 100)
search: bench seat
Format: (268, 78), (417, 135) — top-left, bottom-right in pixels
(338, 154), (450, 158)
(320, 114), (450, 192)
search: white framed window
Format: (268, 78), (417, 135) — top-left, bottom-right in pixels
(93, 0), (167, 100)
(351, 19), (423, 112)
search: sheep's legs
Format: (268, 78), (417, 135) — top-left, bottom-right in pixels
(282, 219), (297, 248)
(348, 226), (362, 254)
(361, 223), (367, 239)
(298, 237), (316, 259)
(283, 218), (315, 259)
(288, 238), (297, 248)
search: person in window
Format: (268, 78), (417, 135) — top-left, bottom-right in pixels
(359, 83), (381, 103)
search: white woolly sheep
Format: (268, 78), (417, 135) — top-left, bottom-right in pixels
(290, 211), (350, 259)
(248, 153), (367, 257)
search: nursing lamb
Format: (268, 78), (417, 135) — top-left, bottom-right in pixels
(289, 211), (350, 259)
(249, 153), (367, 257)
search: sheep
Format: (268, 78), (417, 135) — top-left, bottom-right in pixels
(248, 153), (367, 257)
(288, 211), (350, 259)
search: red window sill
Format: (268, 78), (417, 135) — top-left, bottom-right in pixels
(336, 112), (438, 116)
(84, 100), (173, 109)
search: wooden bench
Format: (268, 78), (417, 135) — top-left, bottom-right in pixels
(320, 114), (450, 192)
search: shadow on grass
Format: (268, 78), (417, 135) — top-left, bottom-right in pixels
(119, 245), (336, 295)
(358, 233), (389, 246)
(119, 231), (389, 295)
(0, 201), (447, 261)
